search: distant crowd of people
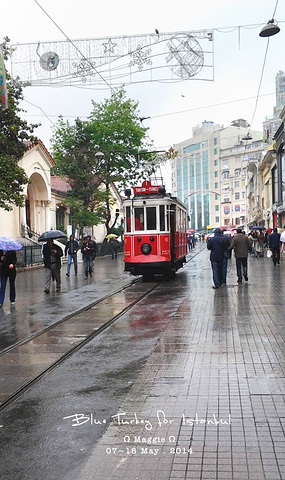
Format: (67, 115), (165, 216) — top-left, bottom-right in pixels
(0, 234), (120, 305)
(207, 226), (285, 289)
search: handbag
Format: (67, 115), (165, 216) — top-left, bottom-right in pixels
(267, 249), (272, 258)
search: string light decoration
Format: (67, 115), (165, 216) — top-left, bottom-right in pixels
(9, 30), (214, 88)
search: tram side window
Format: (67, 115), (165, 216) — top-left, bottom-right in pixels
(126, 206), (131, 232)
(159, 205), (165, 231)
(134, 207), (144, 230)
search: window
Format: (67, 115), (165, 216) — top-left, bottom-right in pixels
(215, 171), (218, 177)
(214, 159), (218, 166)
(235, 218), (240, 225)
(222, 171), (229, 179)
(222, 161), (229, 169)
(234, 168), (241, 176)
(235, 192), (240, 200)
(126, 206), (131, 232)
(215, 182), (219, 189)
(134, 207), (144, 230)
(146, 207), (156, 230)
(215, 205), (219, 211)
(234, 181), (239, 188)
(214, 137), (218, 145)
(214, 148), (218, 155)
(223, 195), (230, 203)
(215, 216), (219, 222)
(159, 205), (165, 231)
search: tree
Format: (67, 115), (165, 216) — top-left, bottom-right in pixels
(51, 88), (156, 233)
(0, 37), (39, 210)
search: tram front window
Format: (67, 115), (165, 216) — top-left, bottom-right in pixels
(134, 207), (144, 230)
(146, 207), (156, 230)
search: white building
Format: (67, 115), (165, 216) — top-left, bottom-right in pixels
(171, 120), (263, 231)
(0, 141), (122, 244)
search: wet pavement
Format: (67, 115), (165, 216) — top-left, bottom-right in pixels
(0, 246), (285, 480)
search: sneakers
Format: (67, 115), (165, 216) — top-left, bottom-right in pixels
(44, 289), (50, 294)
(244, 274), (248, 281)
(212, 285), (219, 289)
(66, 273), (69, 277)
(11, 302), (15, 305)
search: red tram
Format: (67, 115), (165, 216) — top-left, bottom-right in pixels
(123, 180), (188, 278)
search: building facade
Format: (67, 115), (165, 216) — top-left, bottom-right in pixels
(0, 141), (123, 244)
(171, 120), (263, 231)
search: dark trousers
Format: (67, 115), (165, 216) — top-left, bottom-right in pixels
(0, 272), (16, 304)
(211, 261), (223, 287)
(236, 257), (248, 281)
(83, 256), (93, 277)
(271, 247), (280, 265)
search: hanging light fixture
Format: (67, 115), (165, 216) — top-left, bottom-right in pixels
(242, 133), (253, 141)
(259, 19), (280, 37)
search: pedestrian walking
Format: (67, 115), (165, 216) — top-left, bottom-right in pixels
(228, 229), (251, 283)
(221, 232), (231, 285)
(268, 228), (281, 265)
(280, 225), (285, 254)
(43, 239), (63, 293)
(257, 230), (265, 257)
(65, 234), (79, 276)
(0, 250), (17, 306)
(87, 235), (97, 271)
(110, 237), (119, 259)
(81, 236), (95, 278)
(207, 228), (228, 289)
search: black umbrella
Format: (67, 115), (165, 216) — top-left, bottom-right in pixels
(38, 229), (67, 242)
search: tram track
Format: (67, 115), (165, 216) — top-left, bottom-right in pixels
(0, 278), (162, 412)
(0, 247), (205, 412)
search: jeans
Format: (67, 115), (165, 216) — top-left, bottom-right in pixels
(67, 253), (78, 274)
(236, 257), (248, 282)
(83, 256), (93, 277)
(211, 261), (223, 287)
(0, 272), (16, 304)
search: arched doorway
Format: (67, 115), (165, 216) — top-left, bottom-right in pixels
(25, 172), (50, 235)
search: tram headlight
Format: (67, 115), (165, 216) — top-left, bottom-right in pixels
(141, 243), (152, 255)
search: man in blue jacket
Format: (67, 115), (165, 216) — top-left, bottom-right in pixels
(207, 228), (228, 289)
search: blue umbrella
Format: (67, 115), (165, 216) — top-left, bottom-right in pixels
(0, 236), (23, 251)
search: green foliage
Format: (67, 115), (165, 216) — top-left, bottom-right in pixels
(0, 155), (29, 210)
(51, 88), (157, 229)
(0, 37), (39, 210)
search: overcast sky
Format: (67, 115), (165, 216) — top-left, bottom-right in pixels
(2, 0), (285, 186)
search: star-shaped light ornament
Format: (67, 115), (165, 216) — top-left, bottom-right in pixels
(102, 38), (117, 54)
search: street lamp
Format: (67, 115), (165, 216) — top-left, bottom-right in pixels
(259, 19), (280, 38)
(95, 151), (104, 160)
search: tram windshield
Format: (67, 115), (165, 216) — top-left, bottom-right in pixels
(125, 204), (171, 232)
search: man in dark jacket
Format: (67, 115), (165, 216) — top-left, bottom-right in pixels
(268, 228), (281, 265)
(228, 229), (251, 283)
(43, 239), (63, 293)
(65, 234), (79, 276)
(207, 228), (228, 289)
